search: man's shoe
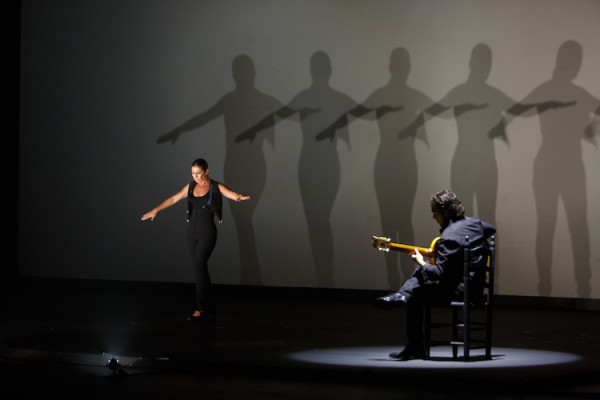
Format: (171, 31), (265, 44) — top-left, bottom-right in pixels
(389, 344), (425, 361)
(373, 292), (408, 309)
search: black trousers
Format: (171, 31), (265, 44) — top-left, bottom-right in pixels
(187, 223), (218, 313)
(397, 267), (456, 345)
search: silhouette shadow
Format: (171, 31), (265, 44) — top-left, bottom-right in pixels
(317, 48), (443, 288)
(398, 44), (516, 291)
(237, 51), (359, 287)
(157, 54), (285, 285)
(499, 40), (600, 298)
(361, 48), (442, 288)
(411, 44), (515, 230)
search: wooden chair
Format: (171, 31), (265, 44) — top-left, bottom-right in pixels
(423, 235), (496, 361)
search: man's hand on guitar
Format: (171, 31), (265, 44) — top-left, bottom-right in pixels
(411, 249), (426, 267)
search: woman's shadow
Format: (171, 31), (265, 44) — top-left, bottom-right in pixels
(495, 40), (599, 298)
(237, 51), (358, 287)
(316, 47), (435, 289)
(157, 54), (284, 285)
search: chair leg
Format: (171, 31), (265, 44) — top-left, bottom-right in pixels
(424, 304), (431, 359)
(485, 307), (493, 359)
(452, 308), (458, 359)
(464, 305), (470, 361)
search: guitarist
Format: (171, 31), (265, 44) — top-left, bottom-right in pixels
(374, 190), (495, 360)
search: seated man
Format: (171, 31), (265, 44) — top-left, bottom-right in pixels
(374, 190), (496, 360)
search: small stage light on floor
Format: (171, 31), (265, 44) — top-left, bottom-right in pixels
(106, 357), (127, 376)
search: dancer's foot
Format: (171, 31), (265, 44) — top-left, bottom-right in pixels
(188, 310), (204, 321)
(188, 310), (216, 321)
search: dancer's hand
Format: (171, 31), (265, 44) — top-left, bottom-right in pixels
(141, 210), (157, 221)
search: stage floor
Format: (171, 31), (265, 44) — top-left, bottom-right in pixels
(1, 278), (599, 399)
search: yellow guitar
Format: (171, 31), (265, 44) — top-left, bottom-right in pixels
(372, 236), (440, 263)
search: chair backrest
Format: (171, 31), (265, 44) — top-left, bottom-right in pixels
(463, 235), (496, 307)
(486, 235), (496, 307)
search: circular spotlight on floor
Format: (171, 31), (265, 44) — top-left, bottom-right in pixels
(286, 346), (588, 380)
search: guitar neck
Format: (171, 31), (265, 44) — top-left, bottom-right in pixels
(385, 243), (435, 256)
(372, 236), (440, 262)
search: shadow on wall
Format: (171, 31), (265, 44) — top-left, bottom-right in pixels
(496, 40), (599, 298)
(237, 51), (357, 288)
(154, 41), (599, 297)
(238, 50), (433, 289)
(316, 47), (436, 290)
(274, 51), (353, 288)
(399, 43), (515, 291)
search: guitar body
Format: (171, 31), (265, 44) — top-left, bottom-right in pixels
(372, 236), (440, 263)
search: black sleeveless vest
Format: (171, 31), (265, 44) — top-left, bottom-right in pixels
(187, 179), (223, 223)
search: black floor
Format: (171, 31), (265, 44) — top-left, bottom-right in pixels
(1, 278), (599, 399)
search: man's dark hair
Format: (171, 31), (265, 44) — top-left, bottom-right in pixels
(431, 190), (465, 221)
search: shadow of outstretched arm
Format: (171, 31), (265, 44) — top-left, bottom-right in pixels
(488, 100), (577, 144)
(315, 104), (403, 141)
(235, 106), (319, 143)
(157, 105), (223, 144)
(397, 102), (452, 139)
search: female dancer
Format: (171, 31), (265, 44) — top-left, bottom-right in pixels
(142, 158), (250, 319)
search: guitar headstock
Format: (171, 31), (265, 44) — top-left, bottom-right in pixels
(372, 236), (391, 252)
